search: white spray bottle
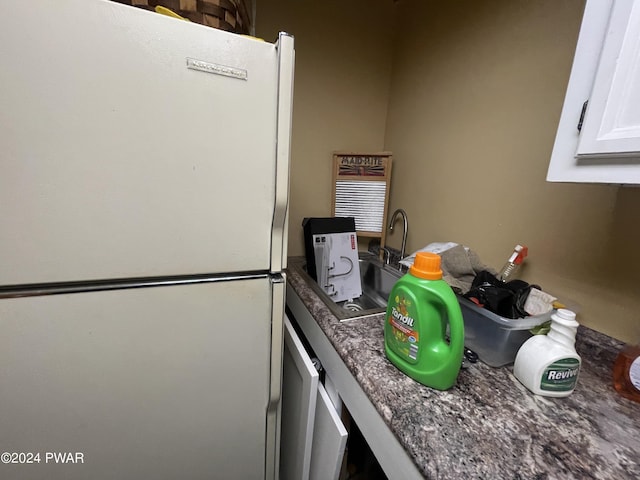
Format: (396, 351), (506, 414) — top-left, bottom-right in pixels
(513, 309), (581, 397)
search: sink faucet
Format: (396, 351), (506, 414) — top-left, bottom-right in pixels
(388, 209), (408, 263)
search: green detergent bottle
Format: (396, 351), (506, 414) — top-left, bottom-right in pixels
(384, 252), (464, 390)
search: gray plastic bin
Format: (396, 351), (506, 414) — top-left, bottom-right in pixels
(458, 296), (553, 367)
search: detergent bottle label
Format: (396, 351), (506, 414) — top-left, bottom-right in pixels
(386, 294), (420, 363)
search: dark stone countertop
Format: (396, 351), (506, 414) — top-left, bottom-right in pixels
(286, 256), (640, 480)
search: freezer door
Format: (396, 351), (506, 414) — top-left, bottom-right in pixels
(0, 276), (280, 480)
(0, 0), (294, 284)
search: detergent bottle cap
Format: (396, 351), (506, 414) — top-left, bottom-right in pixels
(410, 252), (443, 280)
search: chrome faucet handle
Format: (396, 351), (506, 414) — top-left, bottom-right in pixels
(381, 247), (392, 265)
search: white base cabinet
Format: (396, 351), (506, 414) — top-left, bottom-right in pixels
(280, 316), (347, 480)
(309, 385), (348, 480)
(286, 285), (424, 480)
(548, 0), (640, 184)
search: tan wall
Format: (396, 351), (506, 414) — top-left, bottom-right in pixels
(255, 0), (394, 255)
(257, 0), (640, 343)
(386, 0), (639, 342)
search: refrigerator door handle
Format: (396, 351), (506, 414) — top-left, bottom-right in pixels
(271, 32), (295, 273)
(266, 273), (286, 480)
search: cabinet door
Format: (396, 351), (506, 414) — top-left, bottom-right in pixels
(309, 384), (348, 480)
(323, 373), (343, 412)
(577, 0), (640, 156)
(280, 316), (319, 480)
(547, 0), (640, 183)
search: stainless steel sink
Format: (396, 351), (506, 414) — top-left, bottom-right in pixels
(291, 252), (404, 321)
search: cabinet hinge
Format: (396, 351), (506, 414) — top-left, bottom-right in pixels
(577, 100), (588, 132)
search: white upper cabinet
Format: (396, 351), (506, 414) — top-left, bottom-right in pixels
(548, 0), (640, 184)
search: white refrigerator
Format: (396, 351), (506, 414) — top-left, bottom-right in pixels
(0, 1), (294, 479)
